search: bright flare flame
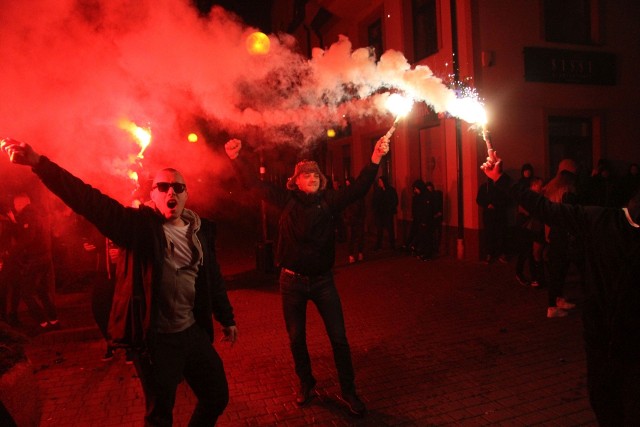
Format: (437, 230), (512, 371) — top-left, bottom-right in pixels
(385, 93), (414, 122)
(188, 133), (198, 143)
(119, 119), (152, 158)
(326, 129), (336, 138)
(447, 96), (487, 127)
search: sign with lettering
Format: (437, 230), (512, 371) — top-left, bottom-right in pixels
(523, 47), (616, 85)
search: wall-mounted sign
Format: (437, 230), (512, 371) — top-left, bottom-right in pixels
(524, 47), (616, 85)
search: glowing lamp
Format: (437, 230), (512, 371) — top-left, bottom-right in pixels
(188, 133), (198, 143)
(246, 31), (270, 55)
(327, 129), (336, 138)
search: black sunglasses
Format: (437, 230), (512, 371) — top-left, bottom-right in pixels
(153, 182), (187, 194)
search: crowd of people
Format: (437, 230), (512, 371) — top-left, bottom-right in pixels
(478, 157), (640, 320)
(0, 192), (59, 332)
(481, 149), (640, 426)
(4, 131), (640, 425)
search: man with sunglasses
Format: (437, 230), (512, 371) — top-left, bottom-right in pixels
(1, 138), (237, 426)
(225, 135), (389, 417)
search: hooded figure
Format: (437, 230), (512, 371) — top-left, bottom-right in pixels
(482, 151), (640, 426)
(372, 175), (398, 250)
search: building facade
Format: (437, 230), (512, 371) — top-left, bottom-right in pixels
(270, 0), (640, 259)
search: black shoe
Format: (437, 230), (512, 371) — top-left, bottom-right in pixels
(125, 350), (135, 365)
(296, 381), (316, 406)
(515, 274), (530, 287)
(341, 393), (366, 417)
(101, 347), (114, 362)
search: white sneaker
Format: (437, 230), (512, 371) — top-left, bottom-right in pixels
(530, 281), (540, 288)
(556, 297), (575, 310)
(348, 256), (356, 264)
(547, 307), (568, 318)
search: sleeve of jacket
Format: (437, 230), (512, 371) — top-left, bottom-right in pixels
(331, 162), (380, 212)
(476, 182), (488, 207)
(203, 221), (236, 327)
(31, 156), (144, 249)
(230, 157), (289, 208)
(499, 174), (585, 236)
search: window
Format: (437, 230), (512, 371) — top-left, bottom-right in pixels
(543, 0), (596, 45)
(413, 0), (438, 60)
(548, 116), (593, 177)
(368, 18), (384, 60)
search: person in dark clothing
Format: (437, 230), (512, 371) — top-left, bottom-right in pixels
(343, 176), (366, 264)
(225, 135), (389, 417)
(585, 159), (620, 208)
(83, 234), (120, 361)
(11, 192), (59, 331)
(514, 164), (534, 285)
(404, 179), (434, 260)
(2, 138), (238, 427)
(0, 198), (17, 324)
(404, 179), (428, 254)
(525, 177), (546, 288)
(482, 149), (640, 426)
(372, 175), (398, 250)
(476, 172), (511, 263)
(543, 159), (582, 317)
(426, 182), (443, 257)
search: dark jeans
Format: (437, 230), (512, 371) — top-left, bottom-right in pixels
(547, 238), (584, 306)
(375, 215), (395, 249)
(279, 269), (356, 395)
(347, 222), (365, 256)
(133, 323), (229, 427)
(482, 216), (507, 259)
(91, 274), (115, 341)
(20, 260), (57, 323)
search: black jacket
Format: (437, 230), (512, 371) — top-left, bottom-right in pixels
(32, 157), (235, 349)
(498, 174), (640, 360)
(234, 159), (379, 275)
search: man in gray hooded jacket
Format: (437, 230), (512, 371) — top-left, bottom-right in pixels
(2, 138), (238, 427)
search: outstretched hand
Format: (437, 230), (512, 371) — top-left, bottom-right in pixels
(1, 138), (41, 166)
(371, 135), (390, 164)
(480, 149), (503, 182)
(224, 139), (242, 160)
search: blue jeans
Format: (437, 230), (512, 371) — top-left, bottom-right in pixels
(279, 269), (356, 395)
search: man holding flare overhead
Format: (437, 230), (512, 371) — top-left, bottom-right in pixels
(225, 133), (390, 417)
(1, 137), (238, 427)
(481, 144), (640, 426)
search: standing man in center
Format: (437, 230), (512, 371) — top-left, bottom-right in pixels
(225, 136), (390, 417)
